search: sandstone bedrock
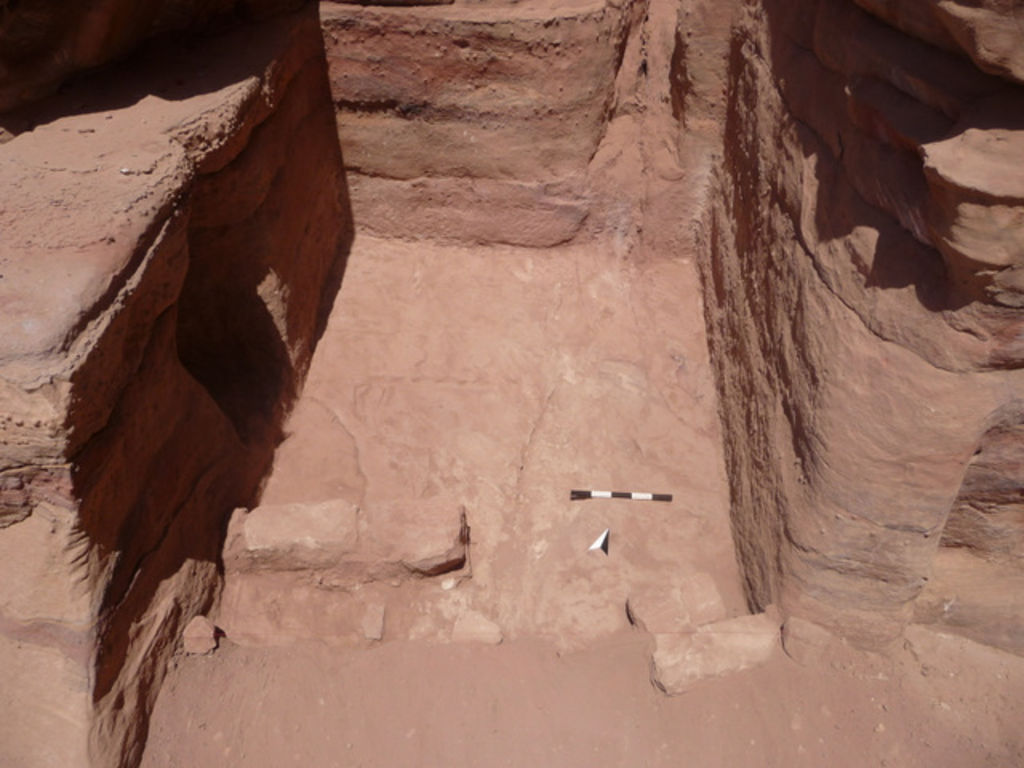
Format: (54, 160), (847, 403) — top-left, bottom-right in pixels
(698, 0), (1024, 650)
(1, 0), (1024, 764)
(0, 5), (351, 766)
(0, 0), (307, 112)
(320, 0), (641, 246)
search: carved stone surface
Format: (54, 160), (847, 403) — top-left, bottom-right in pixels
(0, 7), (350, 765)
(695, 0), (1024, 648)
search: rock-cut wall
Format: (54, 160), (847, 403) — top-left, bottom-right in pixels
(319, 0), (643, 247)
(2, 0), (1022, 763)
(696, 0), (1024, 649)
(0, 5), (351, 766)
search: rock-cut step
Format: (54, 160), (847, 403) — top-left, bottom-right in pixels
(217, 497), (470, 645)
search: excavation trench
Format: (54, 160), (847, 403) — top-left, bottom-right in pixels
(2, 0), (1024, 765)
(141, 0), (777, 761)
(148, 0), (1024, 763)
(210, 0), (751, 662)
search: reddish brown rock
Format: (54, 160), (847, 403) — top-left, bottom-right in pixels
(914, 548), (1024, 655)
(360, 603), (386, 641)
(943, 415), (1024, 560)
(2, 0), (1019, 764)
(320, 0), (642, 244)
(345, 175), (590, 247)
(851, 0), (1024, 85)
(223, 499), (468, 581)
(780, 615), (846, 666)
(923, 97), (1024, 306)
(322, 0), (632, 182)
(218, 499), (470, 644)
(224, 501), (361, 571)
(0, 7), (349, 766)
(650, 608), (781, 695)
(182, 616), (219, 656)
(0, 0), (306, 113)
(451, 611), (503, 645)
(694, 0), (1024, 650)
(626, 571), (727, 633)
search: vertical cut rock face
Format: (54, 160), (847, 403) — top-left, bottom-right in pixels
(319, 0), (642, 246)
(1, 1), (1022, 765)
(0, 6), (351, 766)
(693, 0), (1024, 649)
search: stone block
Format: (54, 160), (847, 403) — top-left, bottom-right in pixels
(452, 611), (503, 645)
(182, 616), (219, 656)
(225, 501), (360, 571)
(650, 609), (780, 695)
(627, 572), (727, 633)
(361, 604), (386, 641)
(362, 501), (470, 577)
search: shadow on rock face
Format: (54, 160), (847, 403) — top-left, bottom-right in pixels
(0, 0), (308, 116)
(700, 0), (1024, 654)
(0, 8), (357, 765)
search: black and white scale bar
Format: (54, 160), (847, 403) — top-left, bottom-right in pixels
(570, 489), (672, 502)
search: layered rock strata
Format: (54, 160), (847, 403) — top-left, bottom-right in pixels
(0, 7), (350, 766)
(320, 0), (643, 245)
(694, 0), (1024, 648)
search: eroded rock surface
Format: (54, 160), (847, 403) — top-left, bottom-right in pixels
(0, 6), (350, 766)
(182, 616), (219, 656)
(215, 231), (747, 650)
(219, 498), (470, 644)
(0, 0), (305, 113)
(6, 0), (1024, 764)
(694, 0), (1024, 649)
(626, 571), (727, 634)
(321, 0), (642, 245)
(650, 608), (781, 695)
(214, 0), (749, 657)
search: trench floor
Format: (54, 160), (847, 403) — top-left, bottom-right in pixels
(221, 232), (746, 647)
(142, 234), (1024, 767)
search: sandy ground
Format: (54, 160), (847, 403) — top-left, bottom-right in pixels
(141, 229), (1024, 767)
(214, 230), (748, 649)
(143, 625), (1024, 767)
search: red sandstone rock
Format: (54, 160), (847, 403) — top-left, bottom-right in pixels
(451, 611), (504, 645)
(345, 175), (590, 247)
(224, 501), (361, 571)
(943, 417), (1024, 560)
(0, 0), (306, 112)
(224, 499), (468, 579)
(360, 603), (386, 641)
(220, 225), (747, 652)
(218, 499), (470, 644)
(182, 616), (219, 656)
(780, 615), (846, 666)
(923, 97), (1024, 306)
(914, 548), (1024, 655)
(319, 0), (642, 245)
(5, 0), (1024, 764)
(626, 571), (727, 633)
(322, 0), (630, 182)
(0, 7), (349, 766)
(851, 0), (1024, 85)
(698, 0), (1024, 650)
(649, 608), (781, 695)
